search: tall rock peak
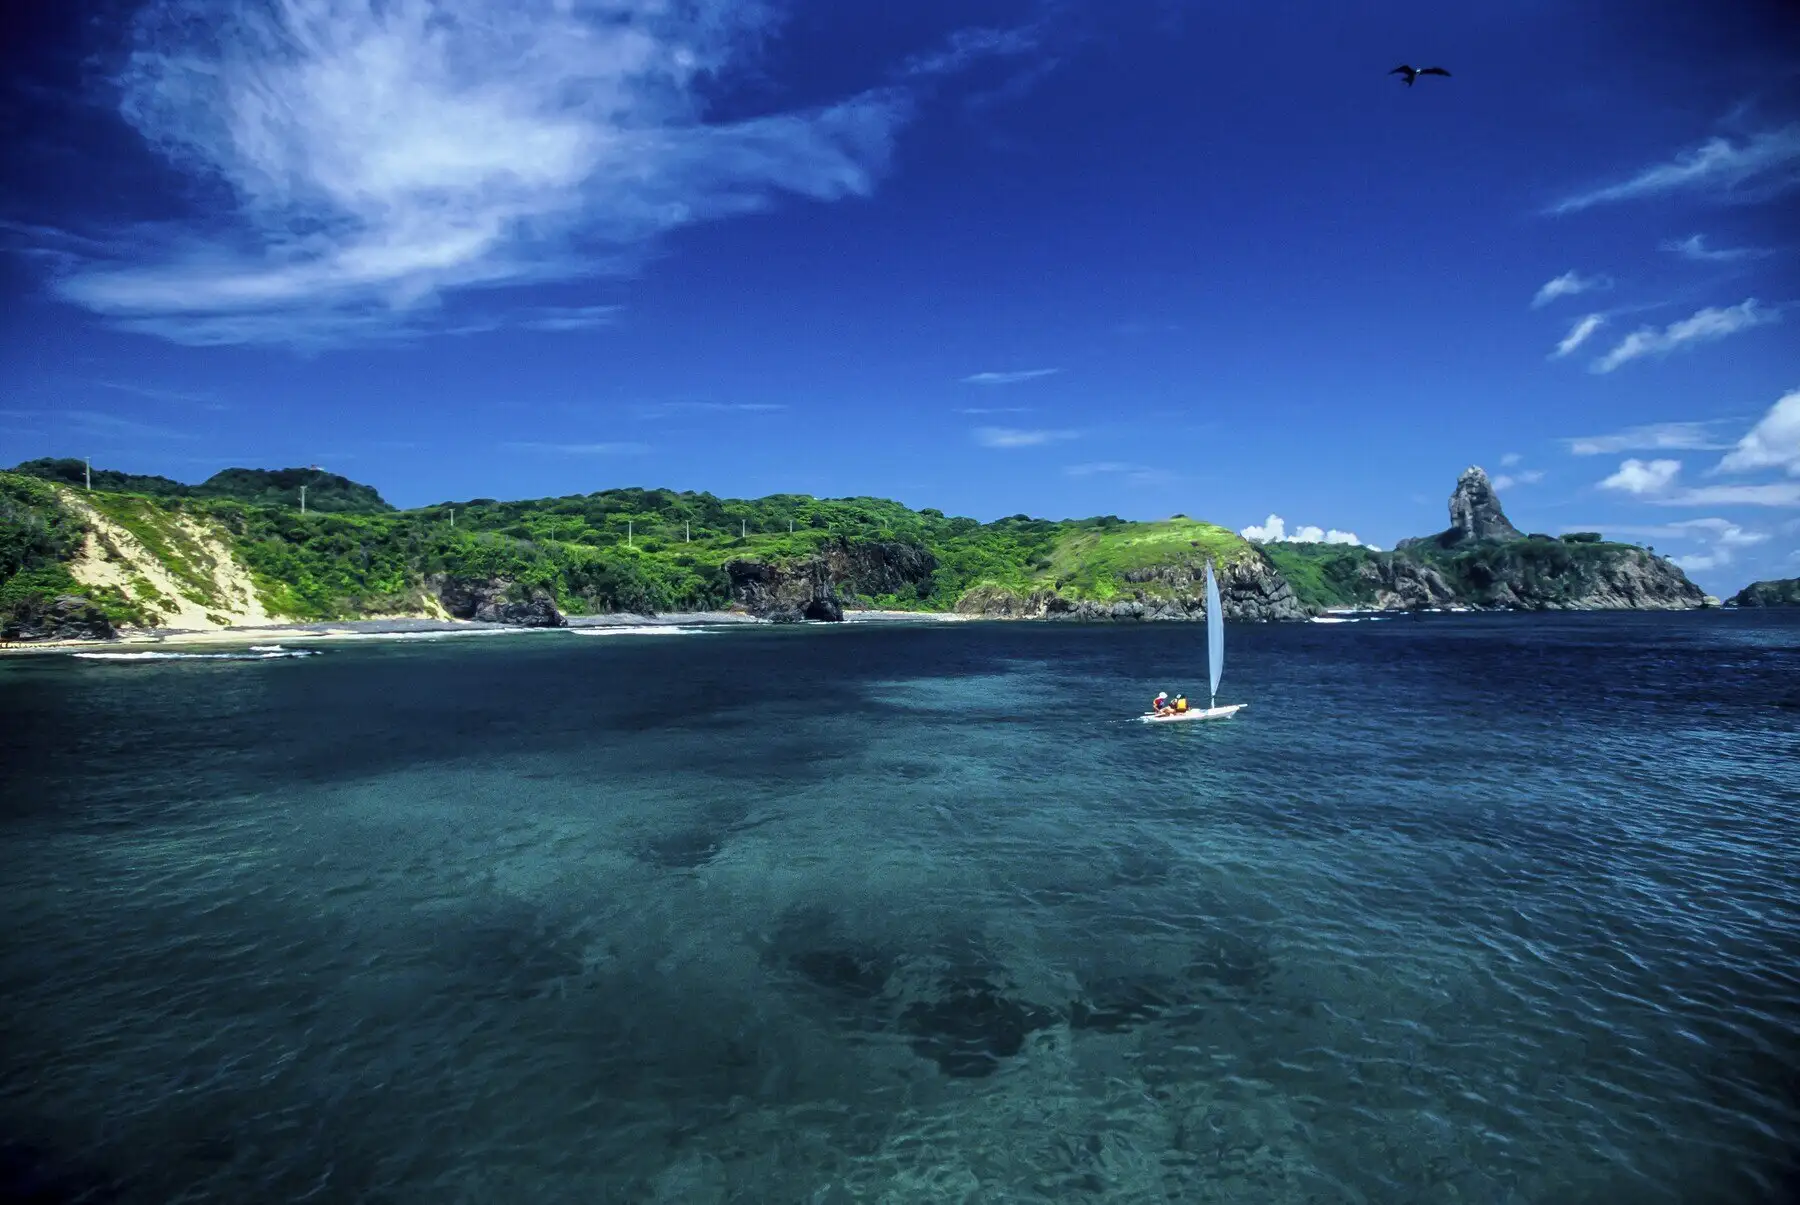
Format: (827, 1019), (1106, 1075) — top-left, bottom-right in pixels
(1447, 466), (1522, 543)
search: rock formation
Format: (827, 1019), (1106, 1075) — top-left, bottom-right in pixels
(428, 576), (566, 627)
(1726, 578), (1800, 607)
(1397, 466), (1522, 551)
(725, 539), (938, 622)
(0, 594), (116, 642)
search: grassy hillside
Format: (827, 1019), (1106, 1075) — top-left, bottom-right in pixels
(0, 467), (1261, 630)
(1257, 543), (1386, 611)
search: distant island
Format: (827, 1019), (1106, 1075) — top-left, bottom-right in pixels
(1, 457), (1715, 643)
(1727, 578), (1800, 607)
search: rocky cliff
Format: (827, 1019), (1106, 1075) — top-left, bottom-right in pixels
(429, 575), (566, 627)
(953, 550), (1305, 622)
(1727, 578), (1800, 607)
(1279, 466), (1709, 612)
(724, 539), (939, 622)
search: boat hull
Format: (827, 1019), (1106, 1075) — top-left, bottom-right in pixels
(1139, 704), (1246, 723)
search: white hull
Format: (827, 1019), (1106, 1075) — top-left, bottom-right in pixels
(1139, 703), (1246, 724)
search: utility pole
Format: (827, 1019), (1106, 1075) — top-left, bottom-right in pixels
(685, 520), (690, 543)
(627, 520), (633, 547)
(789, 519), (794, 534)
(85, 457), (91, 491)
(741, 519), (746, 539)
(449, 508), (455, 528)
(300, 485), (307, 514)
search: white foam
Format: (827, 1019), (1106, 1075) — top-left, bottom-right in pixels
(571, 626), (714, 637)
(71, 649), (319, 661)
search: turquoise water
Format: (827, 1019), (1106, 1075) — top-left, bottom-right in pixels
(2, 613), (1798, 1203)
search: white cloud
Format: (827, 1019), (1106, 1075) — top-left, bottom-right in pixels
(1491, 470), (1545, 491)
(1550, 125), (1800, 214)
(1590, 299), (1780, 373)
(1569, 519), (1767, 573)
(1532, 270), (1611, 308)
(42, 1), (1032, 347)
(1564, 422), (1729, 456)
(502, 441), (649, 455)
(1600, 458), (1682, 495)
(1653, 482), (1800, 507)
(957, 406), (1032, 415)
(1239, 514), (1378, 549)
(1064, 461), (1175, 484)
(1716, 388), (1800, 476)
(1661, 233), (1775, 263)
(973, 426), (1077, 448)
(1500, 452), (1523, 467)
(1552, 313), (1607, 358)
(962, 369), (1061, 385)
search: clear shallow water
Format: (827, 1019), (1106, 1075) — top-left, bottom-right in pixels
(2, 613), (1798, 1204)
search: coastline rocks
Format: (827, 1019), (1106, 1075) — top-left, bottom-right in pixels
(1346, 557), (1458, 611)
(0, 594), (116, 642)
(724, 539), (937, 622)
(428, 575), (566, 627)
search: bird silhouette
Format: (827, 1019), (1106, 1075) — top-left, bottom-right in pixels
(1390, 65), (1451, 86)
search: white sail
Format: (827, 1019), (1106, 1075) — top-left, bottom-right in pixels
(1205, 560), (1223, 706)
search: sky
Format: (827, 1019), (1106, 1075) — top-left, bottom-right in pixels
(2, 0), (1798, 595)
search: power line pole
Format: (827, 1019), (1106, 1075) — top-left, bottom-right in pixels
(685, 520), (690, 543)
(449, 508), (455, 528)
(85, 457), (91, 491)
(300, 485), (307, 514)
(741, 519), (746, 539)
(627, 519), (633, 547)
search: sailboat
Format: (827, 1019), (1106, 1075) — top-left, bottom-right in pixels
(1139, 559), (1247, 723)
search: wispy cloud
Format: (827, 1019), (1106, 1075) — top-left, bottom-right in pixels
(957, 406), (1033, 415)
(37, 1), (1031, 348)
(92, 379), (228, 410)
(1600, 458), (1684, 495)
(1500, 452), (1523, 467)
(973, 426), (1077, 448)
(515, 305), (623, 333)
(1576, 518), (1768, 572)
(1590, 299), (1780, 373)
(1552, 313), (1607, 358)
(962, 368), (1062, 386)
(1240, 514), (1378, 550)
(1532, 270), (1612, 308)
(0, 408), (197, 441)
(1492, 470), (1545, 491)
(1063, 461), (1176, 484)
(1661, 233), (1777, 263)
(1565, 421), (1730, 456)
(630, 401), (785, 419)
(1715, 388), (1800, 477)
(502, 441), (649, 455)
(1549, 125), (1800, 214)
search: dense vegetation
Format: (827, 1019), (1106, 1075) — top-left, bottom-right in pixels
(0, 466), (1259, 626)
(1727, 578), (1800, 607)
(0, 461), (1706, 636)
(0, 474), (153, 635)
(14, 459), (392, 514)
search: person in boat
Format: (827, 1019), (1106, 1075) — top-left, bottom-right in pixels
(1153, 691), (1174, 716)
(1174, 694), (1189, 714)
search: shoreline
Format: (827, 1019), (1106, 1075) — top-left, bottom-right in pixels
(0, 608), (973, 656)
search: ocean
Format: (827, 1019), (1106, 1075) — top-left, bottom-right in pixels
(2, 612), (1798, 1204)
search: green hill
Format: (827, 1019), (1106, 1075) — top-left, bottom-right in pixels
(1727, 578), (1800, 607)
(12, 459), (392, 514)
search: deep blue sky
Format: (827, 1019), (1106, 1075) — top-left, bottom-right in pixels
(2, 0), (1798, 592)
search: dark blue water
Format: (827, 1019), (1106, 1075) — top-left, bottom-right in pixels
(3, 613), (1798, 1204)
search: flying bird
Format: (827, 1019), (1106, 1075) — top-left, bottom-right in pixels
(1390, 65), (1450, 86)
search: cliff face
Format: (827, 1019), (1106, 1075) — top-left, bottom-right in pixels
(429, 576), (566, 627)
(953, 551), (1305, 622)
(1727, 578), (1800, 607)
(1442, 543), (1707, 611)
(724, 539), (939, 622)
